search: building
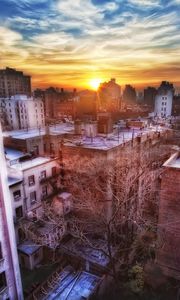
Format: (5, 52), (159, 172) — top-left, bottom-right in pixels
(5, 145), (72, 268)
(44, 88), (78, 122)
(0, 146), (69, 272)
(98, 78), (121, 112)
(156, 152), (180, 279)
(76, 90), (97, 119)
(28, 265), (102, 300)
(6, 148), (62, 222)
(0, 95), (45, 131)
(154, 81), (174, 117)
(0, 67), (31, 98)
(61, 123), (173, 224)
(0, 125), (23, 300)
(144, 87), (157, 108)
(3, 122), (75, 157)
(123, 84), (136, 104)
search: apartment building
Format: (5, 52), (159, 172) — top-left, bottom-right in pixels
(156, 152), (180, 279)
(154, 81), (174, 117)
(0, 95), (45, 131)
(5, 146), (70, 269)
(0, 125), (23, 300)
(0, 67), (31, 98)
(98, 78), (121, 112)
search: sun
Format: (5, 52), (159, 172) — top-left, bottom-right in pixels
(89, 78), (102, 90)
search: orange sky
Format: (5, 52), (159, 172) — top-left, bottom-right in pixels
(1, 0), (180, 91)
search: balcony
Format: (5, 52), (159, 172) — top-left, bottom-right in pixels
(41, 187), (64, 201)
(39, 172), (60, 184)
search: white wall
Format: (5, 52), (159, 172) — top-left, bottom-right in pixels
(154, 90), (173, 117)
(0, 95), (45, 131)
(0, 124), (23, 300)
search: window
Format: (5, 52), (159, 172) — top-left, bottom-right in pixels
(44, 143), (46, 153)
(41, 170), (46, 179)
(52, 166), (57, 176)
(0, 243), (3, 260)
(33, 145), (39, 156)
(162, 102), (164, 105)
(13, 190), (21, 201)
(30, 191), (37, 205)
(50, 143), (55, 155)
(28, 175), (35, 186)
(15, 206), (23, 219)
(0, 272), (7, 291)
(42, 185), (47, 196)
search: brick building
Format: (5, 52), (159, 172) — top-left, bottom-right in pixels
(156, 152), (180, 279)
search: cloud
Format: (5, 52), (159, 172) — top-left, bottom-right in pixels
(0, 26), (22, 46)
(128, 0), (161, 8)
(0, 0), (180, 88)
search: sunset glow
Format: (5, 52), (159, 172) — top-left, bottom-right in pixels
(89, 79), (102, 90)
(0, 0), (180, 89)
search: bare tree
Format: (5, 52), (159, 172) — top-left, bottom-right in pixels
(18, 135), (173, 281)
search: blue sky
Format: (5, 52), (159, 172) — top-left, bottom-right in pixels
(0, 0), (180, 89)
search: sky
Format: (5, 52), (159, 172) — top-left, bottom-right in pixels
(0, 0), (180, 90)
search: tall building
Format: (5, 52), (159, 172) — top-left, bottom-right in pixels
(0, 67), (31, 98)
(0, 95), (45, 131)
(154, 81), (174, 117)
(0, 124), (23, 300)
(123, 84), (136, 104)
(144, 87), (157, 107)
(156, 152), (180, 279)
(98, 78), (121, 112)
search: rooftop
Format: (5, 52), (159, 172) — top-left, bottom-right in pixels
(63, 126), (169, 151)
(5, 147), (26, 161)
(18, 240), (41, 256)
(9, 156), (55, 171)
(3, 122), (74, 140)
(47, 268), (100, 300)
(163, 152), (180, 169)
(8, 176), (23, 187)
(58, 192), (72, 200)
(23, 219), (58, 235)
(61, 237), (110, 267)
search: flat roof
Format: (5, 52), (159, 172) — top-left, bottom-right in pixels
(5, 147), (26, 161)
(63, 127), (168, 151)
(8, 176), (22, 187)
(163, 152), (180, 169)
(3, 123), (74, 140)
(47, 269), (100, 300)
(10, 156), (55, 171)
(61, 237), (109, 267)
(18, 241), (41, 255)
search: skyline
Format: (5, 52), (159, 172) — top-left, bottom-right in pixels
(0, 0), (180, 90)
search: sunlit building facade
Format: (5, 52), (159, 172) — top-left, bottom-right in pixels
(0, 124), (23, 300)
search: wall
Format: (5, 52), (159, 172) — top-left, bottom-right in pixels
(156, 165), (180, 279)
